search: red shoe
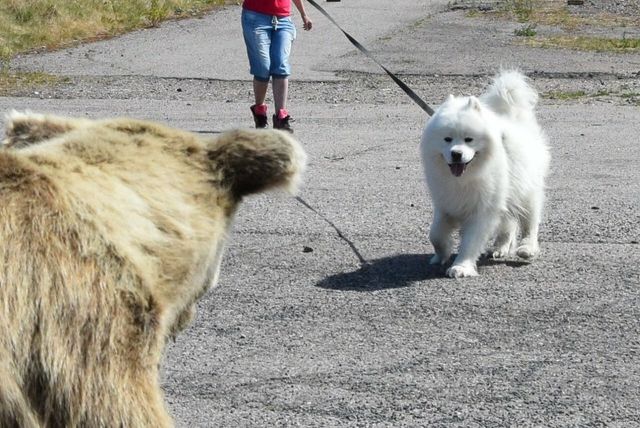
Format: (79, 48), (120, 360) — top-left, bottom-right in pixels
(273, 109), (293, 133)
(250, 104), (268, 128)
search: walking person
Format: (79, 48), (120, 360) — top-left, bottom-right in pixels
(241, 0), (313, 133)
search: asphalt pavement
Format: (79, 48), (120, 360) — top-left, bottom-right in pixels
(2, 1), (640, 426)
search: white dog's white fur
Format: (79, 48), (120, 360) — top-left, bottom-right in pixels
(420, 70), (550, 278)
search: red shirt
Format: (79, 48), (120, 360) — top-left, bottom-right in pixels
(243, 0), (291, 17)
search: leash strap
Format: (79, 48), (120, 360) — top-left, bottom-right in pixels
(305, 0), (435, 116)
(295, 196), (369, 266)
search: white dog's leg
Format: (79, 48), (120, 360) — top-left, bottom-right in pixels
(429, 211), (455, 265)
(447, 214), (496, 278)
(490, 215), (517, 259)
(517, 192), (544, 259)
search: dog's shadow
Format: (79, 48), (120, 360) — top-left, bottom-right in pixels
(316, 253), (531, 291)
(316, 254), (440, 291)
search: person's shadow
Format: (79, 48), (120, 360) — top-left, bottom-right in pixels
(315, 253), (530, 291)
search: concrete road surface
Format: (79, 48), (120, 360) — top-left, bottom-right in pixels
(2, 0), (639, 426)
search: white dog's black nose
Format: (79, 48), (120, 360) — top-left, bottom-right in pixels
(451, 150), (463, 163)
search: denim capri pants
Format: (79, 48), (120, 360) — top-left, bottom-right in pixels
(241, 9), (296, 82)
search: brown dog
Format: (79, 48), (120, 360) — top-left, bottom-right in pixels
(0, 111), (306, 427)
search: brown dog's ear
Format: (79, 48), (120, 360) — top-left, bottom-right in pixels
(206, 129), (306, 200)
(3, 110), (93, 149)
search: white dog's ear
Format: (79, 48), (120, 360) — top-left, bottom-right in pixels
(446, 94), (455, 102)
(467, 96), (482, 112)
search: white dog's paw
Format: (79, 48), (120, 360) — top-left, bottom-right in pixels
(490, 247), (511, 259)
(446, 264), (478, 278)
(516, 239), (540, 259)
(516, 245), (539, 259)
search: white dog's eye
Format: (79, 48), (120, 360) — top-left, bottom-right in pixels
(444, 137), (453, 143)
(464, 137), (473, 142)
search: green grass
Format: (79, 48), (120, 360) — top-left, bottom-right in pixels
(497, 0), (639, 29)
(620, 92), (640, 105)
(474, 1), (640, 53)
(542, 89), (640, 105)
(0, 0), (230, 60)
(0, 0), (233, 92)
(543, 90), (587, 100)
(0, 68), (65, 95)
(508, 0), (535, 23)
(514, 23), (537, 37)
(528, 35), (640, 52)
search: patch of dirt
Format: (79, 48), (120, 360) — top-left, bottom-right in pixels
(6, 72), (638, 109)
(579, 0), (640, 17)
(450, 0), (640, 18)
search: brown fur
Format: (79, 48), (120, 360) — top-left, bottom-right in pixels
(0, 111), (306, 427)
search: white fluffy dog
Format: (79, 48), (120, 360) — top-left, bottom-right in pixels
(420, 71), (550, 278)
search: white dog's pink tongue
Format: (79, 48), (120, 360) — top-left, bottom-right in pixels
(449, 163), (466, 177)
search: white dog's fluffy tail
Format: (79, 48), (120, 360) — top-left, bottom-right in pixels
(480, 70), (538, 119)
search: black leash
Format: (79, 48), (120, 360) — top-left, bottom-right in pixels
(305, 0), (435, 116)
(295, 196), (369, 266)
(295, 1), (435, 266)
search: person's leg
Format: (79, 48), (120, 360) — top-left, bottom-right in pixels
(242, 10), (272, 127)
(270, 17), (296, 131)
(250, 77), (270, 128)
(272, 77), (288, 112)
(253, 78), (269, 106)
